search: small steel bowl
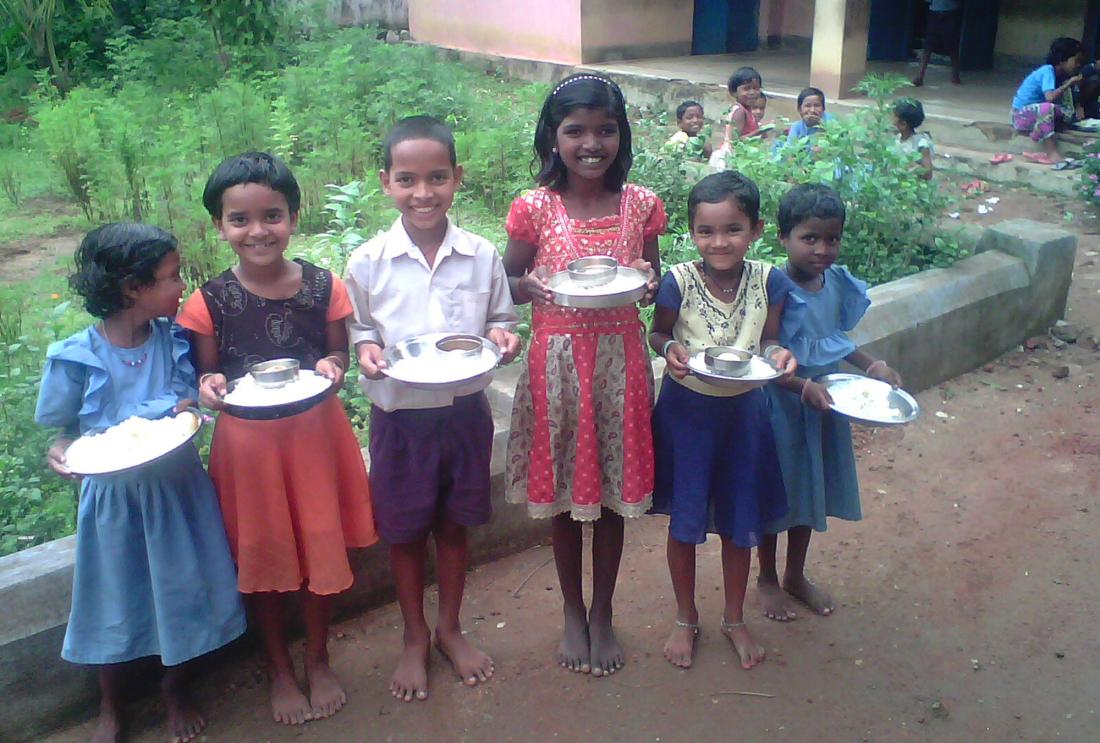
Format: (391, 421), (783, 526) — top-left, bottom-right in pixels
(435, 334), (484, 358)
(249, 358), (300, 388)
(703, 346), (752, 376)
(567, 256), (618, 288)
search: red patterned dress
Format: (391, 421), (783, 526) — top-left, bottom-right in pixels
(505, 184), (667, 521)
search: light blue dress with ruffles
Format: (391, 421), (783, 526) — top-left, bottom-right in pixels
(35, 319), (245, 666)
(765, 265), (871, 533)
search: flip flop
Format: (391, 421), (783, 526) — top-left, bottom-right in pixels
(989, 153), (1013, 164)
(1052, 158), (1082, 170)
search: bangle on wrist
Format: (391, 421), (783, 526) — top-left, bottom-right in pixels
(323, 355), (345, 372)
(199, 372), (215, 386)
(865, 359), (887, 375)
(762, 344), (783, 360)
(661, 339), (678, 357)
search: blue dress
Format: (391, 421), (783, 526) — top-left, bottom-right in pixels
(765, 265), (870, 534)
(35, 319), (245, 666)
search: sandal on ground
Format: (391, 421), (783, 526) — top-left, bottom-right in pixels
(990, 153), (1013, 164)
(1053, 158), (1082, 170)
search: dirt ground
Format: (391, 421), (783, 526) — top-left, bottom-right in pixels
(29, 183), (1100, 743)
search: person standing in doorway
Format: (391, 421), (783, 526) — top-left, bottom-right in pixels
(913, 0), (963, 87)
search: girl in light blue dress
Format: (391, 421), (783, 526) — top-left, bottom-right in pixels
(35, 223), (245, 743)
(758, 185), (901, 623)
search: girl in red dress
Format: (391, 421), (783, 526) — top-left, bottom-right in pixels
(503, 73), (666, 677)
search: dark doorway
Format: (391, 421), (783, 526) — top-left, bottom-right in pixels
(692, 0), (761, 55)
(873, 0), (1001, 70)
(868, 0), (916, 61)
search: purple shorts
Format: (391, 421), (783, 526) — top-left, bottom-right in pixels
(368, 393), (494, 544)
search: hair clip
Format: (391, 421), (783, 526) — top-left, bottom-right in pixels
(552, 74), (614, 96)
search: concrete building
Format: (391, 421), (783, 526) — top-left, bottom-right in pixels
(408, 0), (1100, 100)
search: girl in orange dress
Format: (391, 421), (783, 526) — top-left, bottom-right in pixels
(177, 152), (375, 726)
(503, 74), (665, 678)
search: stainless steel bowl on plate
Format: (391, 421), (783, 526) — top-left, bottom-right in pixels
(249, 358), (300, 388)
(703, 346), (752, 376)
(567, 256), (618, 287)
(435, 334), (484, 358)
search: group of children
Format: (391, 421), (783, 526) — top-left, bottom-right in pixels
(667, 65), (935, 180)
(36, 72), (898, 741)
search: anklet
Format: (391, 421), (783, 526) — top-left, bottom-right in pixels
(675, 619), (700, 633)
(721, 619), (746, 631)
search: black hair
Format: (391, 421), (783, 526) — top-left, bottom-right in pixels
(382, 115), (457, 170)
(69, 223), (178, 319)
(727, 66), (762, 96)
(202, 151), (301, 219)
(797, 87), (826, 109)
(1047, 37), (1083, 67)
(757, 91), (768, 102)
(676, 100), (704, 120)
(533, 73), (632, 192)
(687, 171), (761, 229)
(777, 183), (846, 237)
(894, 97), (926, 130)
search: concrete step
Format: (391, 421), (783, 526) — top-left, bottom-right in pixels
(935, 144), (1082, 197)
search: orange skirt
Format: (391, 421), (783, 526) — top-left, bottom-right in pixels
(208, 394), (377, 595)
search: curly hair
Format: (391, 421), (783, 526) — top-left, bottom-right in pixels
(69, 223), (178, 318)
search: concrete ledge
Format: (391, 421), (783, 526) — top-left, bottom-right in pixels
(1, 217), (1077, 741)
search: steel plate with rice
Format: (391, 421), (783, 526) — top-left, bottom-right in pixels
(818, 373), (920, 426)
(382, 332), (501, 390)
(547, 266), (649, 309)
(222, 369), (334, 420)
(65, 409), (203, 476)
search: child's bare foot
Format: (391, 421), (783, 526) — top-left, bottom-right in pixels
(305, 659), (346, 719)
(588, 611), (624, 677)
(721, 620), (765, 669)
(90, 711), (122, 743)
(390, 635), (430, 702)
(558, 607), (590, 673)
(269, 670), (312, 725)
(663, 620), (699, 669)
(435, 626), (494, 686)
(162, 681), (205, 742)
(783, 574), (835, 615)
(757, 576), (798, 621)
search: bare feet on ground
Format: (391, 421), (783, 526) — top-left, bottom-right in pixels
(435, 626), (494, 686)
(721, 621), (765, 670)
(163, 688), (205, 742)
(558, 608), (590, 673)
(663, 621), (699, 669)
(305, 659), (346, 719)
(588, 613), (625, 677)
(90, 712), (122, 743)
(269, 671), (313, 725)
(390, 635), (430, 702)
(757, 576), (798, 621)
(783, 574), (835, 616)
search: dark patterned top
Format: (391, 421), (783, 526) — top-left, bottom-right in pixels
(200, 259), (332, 381)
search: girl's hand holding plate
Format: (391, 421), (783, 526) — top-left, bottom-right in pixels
(520, 266), (554, 306)
(630, 258), (659, 305)
(47, 437), (79, 481)
(316, 355), (346, 388)
(663, 341), (690, 379)
(800, 379), (834, 412)
(199, 373), (228, 410)
(488, 328), (522, 364)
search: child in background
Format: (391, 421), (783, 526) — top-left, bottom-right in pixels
(37, 223), (245, 743)
(894, 98), (934, 180)
(346, 116), (520, 702)
(504, 73), (664, 677)
(649, 171), (798, 670)
(178, 152), (376, 725)
(1011, 37), (1085, 164)
(758, 184), (901, 622)
(750, 90), (768, 127)
(709, 66), (763, 168)
(666, 99), (713, 159)
(783, 87), (834, 148)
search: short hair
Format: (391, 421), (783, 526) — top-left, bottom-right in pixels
(688, 171), (761, 229)
(894, 97), (926, 129)
(757, 91), (768, 103)
(533, 73), (633, 191)
(382, 115), (457, 171)
(1047, 37), (1083, 66)
(797, 87), (826, 109)
(777, 183), (846, 237)
(676, 100), (704, 120)
(202, 152), (301, 218)
(727, 66), (762, 96)
(69, 223), (178, 318)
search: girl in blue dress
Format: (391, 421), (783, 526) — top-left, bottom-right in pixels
(758, 185), (901, 623)
(35, 223), (245, 743)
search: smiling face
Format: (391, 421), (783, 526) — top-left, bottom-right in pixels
(799, 94), (825, 127)
(749, 96), (766, 122)
(781, 216), (844, 278)
(380, 137), (462, 236)
(554, 107), (621, 184)
(734, 79), (761, 107)
(690, 197), (763, 273)
(214, 183), (298, 269)
(126, 250), (185, 319)
(678, 105), (705, 137)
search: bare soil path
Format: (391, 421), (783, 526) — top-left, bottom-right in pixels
(41, 183), (1100, 743)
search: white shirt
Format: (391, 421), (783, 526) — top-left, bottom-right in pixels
(345, 217), (518, 411)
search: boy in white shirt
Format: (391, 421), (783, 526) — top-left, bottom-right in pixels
(345, 115), (520, 703)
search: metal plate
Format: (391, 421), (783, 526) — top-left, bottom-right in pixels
(686, 351), (782, 391)
(65, 410), (203, 476)
(382, 333), (501, 391)
(223, 371), (334, 421)
(818, 373), (920, 426)
(547, 266), (648, 309)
